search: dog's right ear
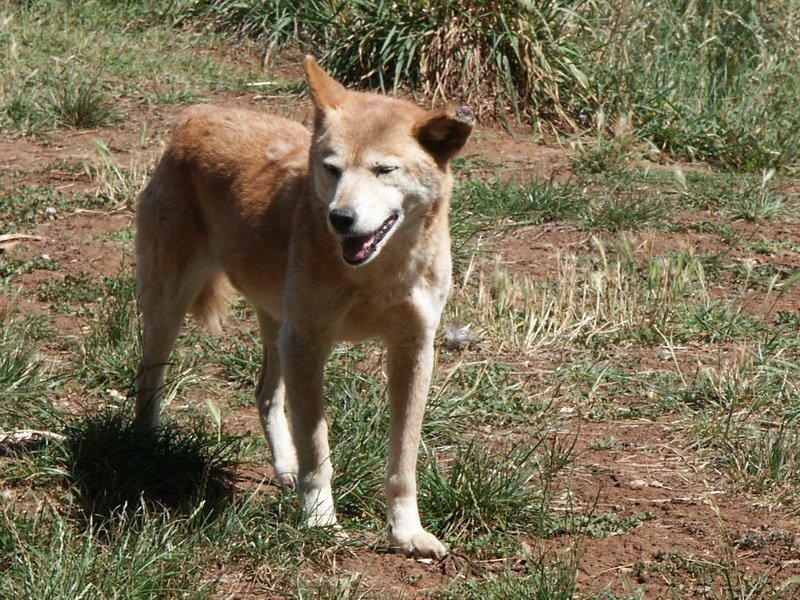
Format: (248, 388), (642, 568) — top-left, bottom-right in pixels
(305, 55), (346, 113)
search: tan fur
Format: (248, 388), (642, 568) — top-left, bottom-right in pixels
(134, 57), (473, 559)
(190, 273), (234, 336)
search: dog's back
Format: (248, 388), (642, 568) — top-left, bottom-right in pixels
(136, 106), (312, 334)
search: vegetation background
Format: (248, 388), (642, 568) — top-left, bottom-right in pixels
(1, 0), (799, 597)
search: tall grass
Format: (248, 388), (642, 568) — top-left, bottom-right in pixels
(186, 0), (800, 170)
(587, 1), (800, 170)
(188, 0), (590, 125)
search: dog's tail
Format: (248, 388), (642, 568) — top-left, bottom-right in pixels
(191, 273), (234, 336)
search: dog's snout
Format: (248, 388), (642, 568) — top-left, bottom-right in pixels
(329, 207), (357, 233)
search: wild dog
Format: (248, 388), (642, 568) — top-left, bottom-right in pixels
(133, 56), (473, 558)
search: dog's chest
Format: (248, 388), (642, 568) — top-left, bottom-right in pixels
(336, 276), (446, 342)
(336, 284), (411, 340)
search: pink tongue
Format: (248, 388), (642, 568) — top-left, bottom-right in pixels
(342, 234), (375, 262)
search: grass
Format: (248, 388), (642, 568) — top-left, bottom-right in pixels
(421, 439), (571, 549)
(438, 552), (580, 599)
(0, 185), (103, 234)
(89, 139), (153, 209)
(76, 274), (143, 392)
(2, 2), (800, 596)
(46, 70), (120, 128)
(0, 0), (257, 135)
(0, 503), (215, 598)
(0, 313), (61, 431)
(668, 352), (800, 507)
(184, 0), (800, 171)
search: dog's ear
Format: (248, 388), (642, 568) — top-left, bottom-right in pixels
(413, 104), (475, 164)
(304, 55), (346, 112)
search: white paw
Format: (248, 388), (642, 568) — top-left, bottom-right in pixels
(302, 488), (338, 528)
(305, 510), (338, 528)
(389, 528), (447, 559)
(275, 470), (297, 488)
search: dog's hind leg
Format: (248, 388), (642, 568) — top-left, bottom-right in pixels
(133, 176), (222, 430)
(134, 263), (216, 430)
(255, 311), (298, 487)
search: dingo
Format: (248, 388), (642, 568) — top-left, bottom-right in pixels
(134, 57), (473, 558)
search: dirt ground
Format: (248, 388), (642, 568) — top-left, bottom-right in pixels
(3, 87), (800, 598)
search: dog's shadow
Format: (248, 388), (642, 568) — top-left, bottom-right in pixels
(63, 410), (239, 522)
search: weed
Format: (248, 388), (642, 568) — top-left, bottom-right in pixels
(420, 438), (572, 543)
(0, 186), (99, 234)
(35, 271), (101, 308)
(588, 436), (621, 451)
(438, 551), (579, 599)
(297, 573), (370, 600)
(584, 194), (670, 232)
(0, 256), (58, 288)
(0, 313), (61, 430)
(101, 227), (135, 244)
(47, 70), (120, 128)
(563, 511), (655, 539)
(89, 139), (152, 209)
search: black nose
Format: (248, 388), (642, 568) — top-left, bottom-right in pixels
(329, 207), (357, 233)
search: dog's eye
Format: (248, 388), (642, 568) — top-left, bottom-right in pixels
(375, 166), (397, 176)
(323, 163), (342, 177)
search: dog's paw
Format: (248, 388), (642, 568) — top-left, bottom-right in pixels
(275, 470), (297, 488)
(389, 528), (447, 560)
(305, 511), (338, 528)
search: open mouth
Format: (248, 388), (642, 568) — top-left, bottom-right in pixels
(340, 214), (398, 265)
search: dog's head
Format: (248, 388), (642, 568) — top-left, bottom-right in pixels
(305, 56), (474, 267)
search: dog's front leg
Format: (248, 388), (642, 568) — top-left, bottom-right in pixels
(386, 334), (447, 559)
(279, 323), (337, 527)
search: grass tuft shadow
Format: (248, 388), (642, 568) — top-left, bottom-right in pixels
(62, 410), (240, 521)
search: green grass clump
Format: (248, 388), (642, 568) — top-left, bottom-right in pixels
(46, 71), (120, 128)
(420, 439), (572, 544)
(0, 314), (61, 431)
(583, 193), (670, 232)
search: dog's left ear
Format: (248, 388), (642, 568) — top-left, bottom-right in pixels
(413, 104), (475, 164)
(304, 55), (346, 113)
